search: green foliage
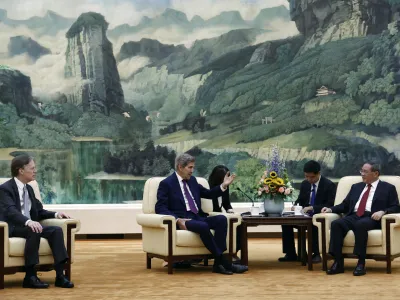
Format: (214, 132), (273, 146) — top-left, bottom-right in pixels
(352, 99), (400, 133)
(242, 97), (360, 143)
(104, 141), (175, 176)
(66, 12), (108, 38)
(41, 103), (82, 126)
(230, 158), (265, 202)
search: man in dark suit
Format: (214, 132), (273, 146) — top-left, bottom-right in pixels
(0, 155), (74, 288)
(279, 160), (336, 263)
(155, 153), (247, 275)
(322, 163), (400, 276)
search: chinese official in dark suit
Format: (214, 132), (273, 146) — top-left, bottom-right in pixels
(155, 153), (248, 275)
(322, 163), (400, 276)
(279, 160), (336, 263)
(0, 155), (74, 288)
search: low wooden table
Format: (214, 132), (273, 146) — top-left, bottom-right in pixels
(240, 215), (314, 270)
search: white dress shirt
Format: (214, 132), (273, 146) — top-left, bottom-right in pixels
(176, 172), (199, 212)
(354, 179), (380, 213)
(14, 177), (58, 225)
(14, 177), (33, 226)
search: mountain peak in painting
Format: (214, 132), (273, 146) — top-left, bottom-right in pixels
(206, 11), (247, 27)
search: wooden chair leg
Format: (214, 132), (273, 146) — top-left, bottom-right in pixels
(204, 259), (208, 266)
(387, 258), (392, 274)
(146, 254), (151, 269)
(167, 257), (173, 275)
(0, 272), (4, 290)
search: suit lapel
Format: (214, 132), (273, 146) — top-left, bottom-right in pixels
(371, 181), (382, 206)
(315, 177), (325, 203)
(10, 178), (22, 210)
(172, 173), (186, 207)
(187, 178), (200, 207)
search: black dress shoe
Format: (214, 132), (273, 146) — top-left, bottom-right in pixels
(326, 261), (344, 275)
(212, 264), (233, 275)
(23, 276), (49, 289)
(230, 264), (248, 274)
(55, 275), (74, 288)
(278, 254), (298, 262)
(353, 263), (366, 276)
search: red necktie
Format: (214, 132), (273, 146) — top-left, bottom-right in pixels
(356, 184), (372, 217)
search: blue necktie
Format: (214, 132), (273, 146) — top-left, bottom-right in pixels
(310, 184), (316, 206)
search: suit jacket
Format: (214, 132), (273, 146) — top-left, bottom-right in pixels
(211, 187), (232, 213)
(294, 176), (337, 214)
(331, 180), (400, 215)
(0, 178), (56, 235)
(155, 173), (224, 219)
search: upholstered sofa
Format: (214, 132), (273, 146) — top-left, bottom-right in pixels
(136, 177), (241, 274)
(0, 178), (81, 289)
(313, 175), (400, 273)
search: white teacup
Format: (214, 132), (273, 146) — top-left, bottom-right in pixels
(250, 206), (259, 216)
(294, 205), (303, 215)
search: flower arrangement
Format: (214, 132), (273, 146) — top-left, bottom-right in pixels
(255, 144), (294, 202)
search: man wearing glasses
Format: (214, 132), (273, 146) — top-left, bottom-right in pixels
(321, 163), (400, 276)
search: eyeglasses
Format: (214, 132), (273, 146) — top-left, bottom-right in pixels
(359, 170), (373, 175)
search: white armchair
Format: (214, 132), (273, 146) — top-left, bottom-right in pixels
(136, 177), (241, 274)
(313, 176), (400, 273)
(0, 178), (81, 289)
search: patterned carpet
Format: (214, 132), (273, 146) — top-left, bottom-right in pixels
(2, 238), (400, 300)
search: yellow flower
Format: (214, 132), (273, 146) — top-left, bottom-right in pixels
(263, 178), (272, 185)
(274, 178), (284, 186)
(268, 183), (277, 190)
(269, 171), (277, 178)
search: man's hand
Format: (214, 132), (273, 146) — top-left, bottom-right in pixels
(222, 171), (236, 189)
(321, 207), (332, 213)
(302, 206), (313, 214)
(57, 212), (71, 219)
(290, 206), (295, 211)
(27, 221), (43, 233)
(371, 210), (385, 221)
(176, 218), (191, 230)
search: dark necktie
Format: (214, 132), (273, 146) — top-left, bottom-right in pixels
(182, 180), (198, 214)
(357, 184), (372, 217)
(310, 183), (316, 206)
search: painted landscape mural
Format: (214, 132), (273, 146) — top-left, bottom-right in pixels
(1, 0), (400, 204)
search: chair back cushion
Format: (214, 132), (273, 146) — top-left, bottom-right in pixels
(334, 176), (400, 205)
(0, 178), (42, 202)
(142, 176), (212, 214)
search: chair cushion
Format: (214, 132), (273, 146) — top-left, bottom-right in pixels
(9, 237), (52, 256)
(341, 230), (382, 247)
(176, 229), (215, 247)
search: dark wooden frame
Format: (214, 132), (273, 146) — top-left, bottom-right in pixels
(146, 217), (238, 274)
(316, 217), (400, 273)
(240, 215), (314, 271)
(0, 223), (76, 289)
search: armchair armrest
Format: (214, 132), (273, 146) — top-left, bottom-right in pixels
(1, 221), (9, 259)
(136, 213), (176, 228)
(381, 213), (400, 255)
(312, 213), (340, 229)
(40, 218), (81, 231)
